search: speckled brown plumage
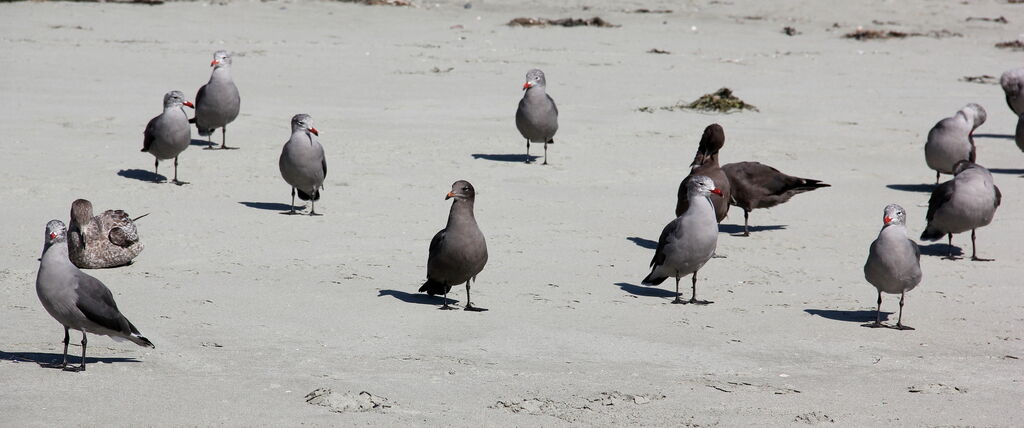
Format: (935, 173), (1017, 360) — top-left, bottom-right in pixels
(67, 199), (144, 269)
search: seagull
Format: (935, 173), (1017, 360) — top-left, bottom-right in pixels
(36, 220), (154, 371)
(864, 204), (922, 330)
(676, 124), (731, 223)
(642, 175), (721, 304)
(920, 161), (1001, 261)
(278, 114), (326, 216)
(67, 199), (144, 269)
(194, 50), (241, 150)
(721, 161), (829, 236)
(516, 69), (558, 165)
(924, 104), (986, 184)
(141, 90), (193, 185)
(420, 180), (489, 311)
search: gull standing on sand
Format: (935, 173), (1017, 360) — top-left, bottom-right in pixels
(516, 69), (558, 165)
(642, 176), (721, 304)
(920, 161), (1001, 261)
(141, 90), (193, 185)
(68, 199), (144, 269)
(279, 114), (326, 216)
(676, 124), (731, 222)
(1000, 67), (1024, 116)
(194, 50), (241, 150)
(420, 180), (488, 311)
(863, 204), (922, 330)
(36, 220), (154, 372)
(924, 104), (986, 184)
(721, 161), (830, 236)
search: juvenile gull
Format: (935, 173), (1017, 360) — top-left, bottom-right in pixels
(924, 104), (986, 184)
(676, 124), (731, 222)
(141, 90), (193, 185)
(68, 199), (144, 269)
(1000, 67), (1024, 116)
(642, 175), (721, 304)
(36, 220), (154, 372)
(419, 180), (489, 311)
(863, 204), (922, 330)
(721, 161), (829, 236)
(194, 50), (241, 150)
(920, 161), (1001, 261)
(278, 114), (326, 216)
(516, 69), (558, 165)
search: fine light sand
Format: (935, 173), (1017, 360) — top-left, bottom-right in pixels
(2, 0), (1023, 425)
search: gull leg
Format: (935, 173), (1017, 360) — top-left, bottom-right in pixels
(688, 270), (713, 304)
(970, 229), (993, 261)
(464, 279), (488, 312)
(284, 188), (298, 215)
(671, 276), (684, 304)
(172, 156), (188, 185)
(864, 290), (884, 328)
(894, 291), (914, 330)
(439, 285), (457, 310)
(525, 140), (531, 164)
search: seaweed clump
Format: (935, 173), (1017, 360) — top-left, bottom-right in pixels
(669, 88), (759, 113)
(507, 17), (618, 28)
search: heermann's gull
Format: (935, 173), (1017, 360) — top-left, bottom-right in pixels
(194, 50), (241, 150)
(1000, 67), (1024, 115)
(863, 204), (922, 330)
(675, 124), (731, 222)
(278, 114), (326, 216)
(36, 220), (154, 371)
(920, 160), (1001, 261)
(419, 180), (489, 311)
(142, 90), (193, 185)
(720, 161), (829, 236)
(642, 175), (721, 304)
(923, 104), (986, 184)
(516, 69), (558, 165)
(67, 199), (144, 269)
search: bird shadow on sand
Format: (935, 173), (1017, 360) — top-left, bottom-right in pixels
(238, 201), (302, 212)
(886, 183), (934, 193)
(0, 350), (141, 369)
(719, 224), (786, 235)
(378, 289), (458, 306)
(626, 237), (658, 249)
(972, 133), (1014, 140)
(190, 138), (214, 147)
(616, 282), (678, 298)
(117, 169), (165, 183)
(989, 168), (1024, 175)
(471, 153), (539, 163)
(804, 309), (891, 323)
(919, 243), (963, 258)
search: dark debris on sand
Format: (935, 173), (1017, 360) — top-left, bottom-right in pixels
(639, 88), (759, 114)
(335, 0), (415, 6)
(844, 28), (962, 40)
(966, 16), (1008, 23)
(647, 48), (671, 54)
(960, 75), (999, 85)
(507, 17), (618, 28)
(629, 8), (672, 14)
(782, 26), (800, 36)
(995, 40), (1024, 51)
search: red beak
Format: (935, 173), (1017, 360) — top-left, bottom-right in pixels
(522, 82), (532, 90)
(210, 60), (219, 67)
(183, 101), (195, 108)
(49, 233), (56, 240)
(884, 216), (892, 225)
(710, 188), (723, 196)
(309, 127), (319, 136)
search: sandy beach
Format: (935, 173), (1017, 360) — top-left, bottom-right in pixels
(1, 0), (1023, 425)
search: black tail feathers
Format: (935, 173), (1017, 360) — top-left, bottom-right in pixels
(296, 189), (320, 201)
(419, 279), (452, 296)
(920, 227), (944, 242)
(641, 271), (667, 286)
